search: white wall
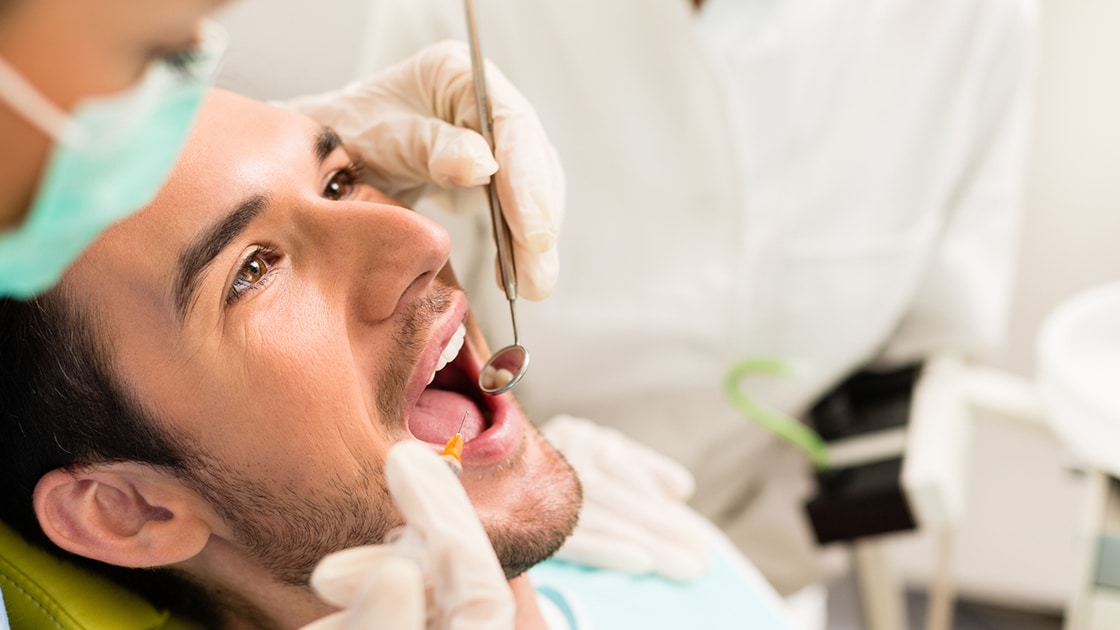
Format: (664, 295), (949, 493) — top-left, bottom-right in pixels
(998, 0), (1120, 376)
(213, 0), (368, 100)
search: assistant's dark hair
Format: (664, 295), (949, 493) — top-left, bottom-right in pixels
(0, 290), (211, 619)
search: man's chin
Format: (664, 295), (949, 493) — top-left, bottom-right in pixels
(481, 429), (582, 578)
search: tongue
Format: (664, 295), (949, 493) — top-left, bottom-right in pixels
(409, 388), (486, 443)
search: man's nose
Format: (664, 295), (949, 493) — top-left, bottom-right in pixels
(301, 200), (452, 324)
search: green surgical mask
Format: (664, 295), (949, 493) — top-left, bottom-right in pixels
(0, 22), (227, 298)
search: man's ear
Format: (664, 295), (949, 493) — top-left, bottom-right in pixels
(33, 462), (213, 568)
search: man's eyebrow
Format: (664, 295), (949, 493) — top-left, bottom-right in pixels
(315, 126), (342, 165)
(174, 194), (270, 322)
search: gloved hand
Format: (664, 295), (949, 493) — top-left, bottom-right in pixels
(284, 40), (564, 300)
(301, 441), (515, 630)
(541, 415), (712, 582)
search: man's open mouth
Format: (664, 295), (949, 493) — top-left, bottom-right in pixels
(403, 293), (524, 466)
(409, 323), (490, 442)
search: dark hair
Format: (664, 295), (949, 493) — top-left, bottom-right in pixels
(0, 291), (210, 618)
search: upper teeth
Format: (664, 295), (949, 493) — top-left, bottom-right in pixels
(428, 323), (466, 385)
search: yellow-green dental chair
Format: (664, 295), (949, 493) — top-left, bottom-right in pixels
(0, 520), (202, 630)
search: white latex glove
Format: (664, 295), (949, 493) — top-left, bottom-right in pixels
(302, 441), (515, 630)
(284, 40), (564, 301)
(541, 415), (712, 582)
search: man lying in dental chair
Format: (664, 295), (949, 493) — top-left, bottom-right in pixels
(0, 89), (792, 629)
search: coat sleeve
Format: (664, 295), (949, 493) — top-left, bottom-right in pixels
(878, 0), (1040, 365)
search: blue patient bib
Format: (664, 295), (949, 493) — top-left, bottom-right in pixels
(529, 527), (792, 630)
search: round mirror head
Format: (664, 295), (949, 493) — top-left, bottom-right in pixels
(479, 344), (530, 395)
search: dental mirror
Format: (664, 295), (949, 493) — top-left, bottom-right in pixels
(479, 342), (530, 395)
(466, 0), (531, 396)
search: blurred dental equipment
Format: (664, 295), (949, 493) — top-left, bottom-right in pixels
(463, 0), (530, 396)
(1037, 282), (1120, 478)
(1035, 283), (1120, 630)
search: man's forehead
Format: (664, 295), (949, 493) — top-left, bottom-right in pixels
(182, 90), (319, 178)
(195, 88), (306, 131)
(66, 90), (320, 312)
(141, 91), (318, 234)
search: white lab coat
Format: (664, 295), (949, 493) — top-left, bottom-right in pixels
(217, 0), (1038, 594)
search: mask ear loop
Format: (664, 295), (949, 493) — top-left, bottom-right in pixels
(0, 56), (68, 141)
(724, 358), (832, 471)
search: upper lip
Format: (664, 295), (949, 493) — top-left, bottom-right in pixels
(401, 290), (470, 431)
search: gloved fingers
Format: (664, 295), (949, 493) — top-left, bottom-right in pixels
(540, 415), (621, 472)
(570, 500), (708, 581)
(284, 97), (433, 199)
(420, 40), (564, 301)
(341, 556), (425, 630)
(491, 119), (563, 243)
(489, 99), (564, 302)
(302, 554), (425, 630)
(355, 116), (500, 195)
(310, 545), (397, 608)
(542, 415), (696, 500)
(541, 429), (664, 497)
(493, 244), (558, 302)
(307, 444), (513, 630)
(553, 528), (654, 575)
(426, 124), (500, 188)
(543, 415), (703, 552)
(385, 441), (515, 628)
(281, 52), (439, 196)
(540, 414), (711, 581)
(414, 41), (564, 255)
(582, 473), (709, 560)
(385, 442), (496, 561)
(591, 434), (696, 502)
(444, 600), (515, 630)
(287, 40), (564, 301)
(282, 45), (497, 197)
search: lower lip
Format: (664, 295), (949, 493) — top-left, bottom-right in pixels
(459, 395), (523, 466)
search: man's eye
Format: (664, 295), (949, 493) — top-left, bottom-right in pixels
(227, 248), (277, 305)
(324, 163), (363, 201)
(240, 255), (267, 283)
